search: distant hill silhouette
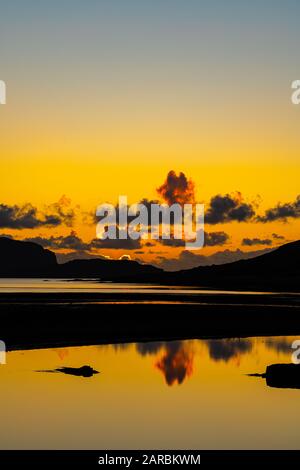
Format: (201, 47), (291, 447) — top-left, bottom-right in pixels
(0, 236), (299, 290)
(183, 240), (300, 275)
(59, 258), (161, 280)
(169, 240), (300, 290)
(0, 237), (161, 280)
(0, 237), (56, 276)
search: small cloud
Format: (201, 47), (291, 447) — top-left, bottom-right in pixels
(91, 233), (142, 250)
(157, 171), (195, 205)
(205, 231), (229, 246)
(242, 238), (273, 246)
(205, 192), (255, 224)
(23, 231), (89, 250)
(272, 233), (285, 240)
(256, 195), (300, 223)
(159, 230), (229, 247)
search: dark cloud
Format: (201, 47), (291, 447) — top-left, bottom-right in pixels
(24, 228), (141, 255)
(144, 241), (156, 247)
(24, 231), (89, 250)
(242, 238), (272, 246)
(0, 203), (61, 229)
(256, 195), (300, 223)
(206, 339), (252, 362)
(159, 230), (229, 248)
(205, 231), (229, 246)
(205, 193), (255, 224)
(91, 233), (142, 250)
(272, 233), (285, 240)
(0, 196), (75, 229)
(159, 238), (186, 247)
(157, 171), (195, 205)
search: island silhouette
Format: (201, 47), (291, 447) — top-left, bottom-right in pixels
(249, 363), (300, 390)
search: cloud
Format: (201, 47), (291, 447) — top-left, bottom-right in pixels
(91, 233), (142, 250)
(205, 192), (255, 224)
(256, 195), (300, 222)
(23, 231), (89, 250)
(205, 231), (229, 246)
(25, 230), (142, 252)
(157, 171), (195, 205)
(0, 203), (61, 229)
(159, 230), (229, 247)
(272, 233), (285, 240)
(156, 247), (273, 271)
(159, 238), (186, 247)
(242, 238), (272, 246)
(45, 195), (76, 227)
(0, 196), (75, 229)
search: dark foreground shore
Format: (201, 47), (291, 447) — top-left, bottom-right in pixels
(1, 291), (300, 351)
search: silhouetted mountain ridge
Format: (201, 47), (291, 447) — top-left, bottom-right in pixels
(169, 239), (300, 290)
(0, 237), (56, 276)
(181, 240), (300, 276)
(0, 236), (161, 280)
(0, 237), (299, 290)
(59, 257), (161, 279)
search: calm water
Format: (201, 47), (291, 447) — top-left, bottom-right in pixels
(0, 336), (299, 449)
(0, 278), (282, 295)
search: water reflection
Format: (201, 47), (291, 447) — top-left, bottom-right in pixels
(113, 337), (296, 386)
(205, 339), (252, 363)
(114, 340), (194, 386)
(265, 338), (293, 353)
(52, 348), (69, 360)
(155, 341), (194, 386)
(1, 335), (300, 449)
(136, 342), (163, 356)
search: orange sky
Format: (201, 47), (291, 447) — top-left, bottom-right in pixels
(1, 1), (299, 268)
